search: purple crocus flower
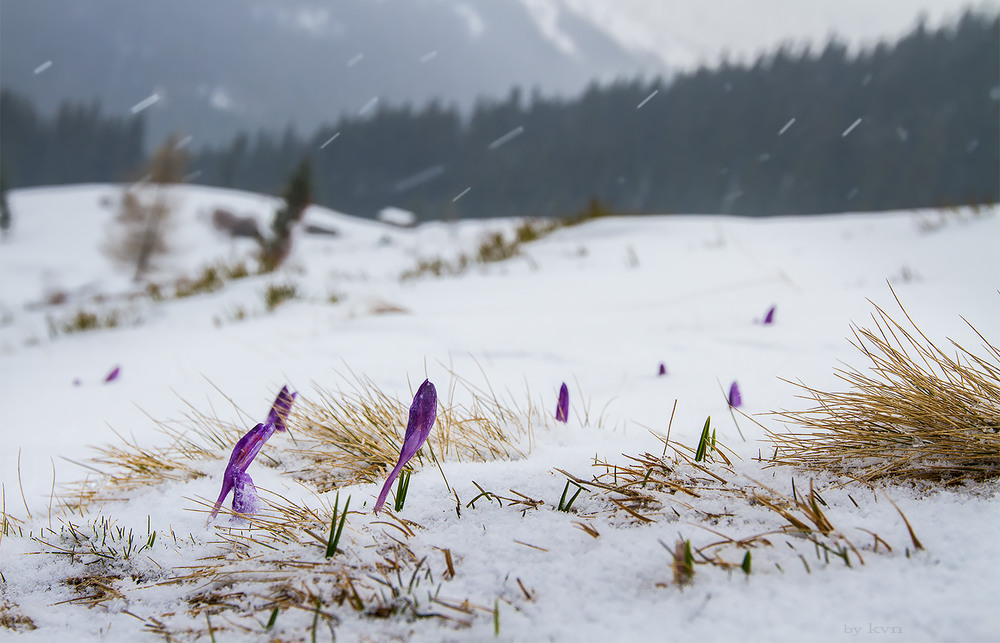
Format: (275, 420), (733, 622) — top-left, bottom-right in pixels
(763, 305), (776, 325)
(555, 382), (569, 423)
(658, 362), (667, 376)
(208, 385), (297, 521)
(728, 381), (742, 408)
(374, 379), (437, 514)
(104, 366), (120, 383)
(265, 385), (296, 433)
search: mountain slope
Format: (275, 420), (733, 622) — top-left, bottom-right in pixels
(0, 0), (664, 145)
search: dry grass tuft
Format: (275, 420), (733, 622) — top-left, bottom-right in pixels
(1, 597), (37, 632)
(61, 369), (535, 511)
(62, 400), (246, 512)
(287, 369), (533, 492)
(769, 290), (1000, 484)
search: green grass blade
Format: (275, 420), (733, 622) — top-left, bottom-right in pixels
(265, 607), (279, 630)
(394, 469), (412, 512)
(695, 416), (712, 462)
(325, 492), (351, 558)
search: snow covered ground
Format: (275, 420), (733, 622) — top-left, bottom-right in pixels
(0, 184), (997, 641)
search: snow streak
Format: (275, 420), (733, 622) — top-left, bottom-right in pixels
(636, 90), (659, 109)
(842, 118), (863, 137)
(487, 126), (524, 150)
(130, 93), (161, 114)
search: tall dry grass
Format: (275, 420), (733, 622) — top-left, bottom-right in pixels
(769, 290), (1000, 484)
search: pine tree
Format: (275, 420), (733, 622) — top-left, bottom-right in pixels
(0, 170), (12, 235)
(260, 157), (312, 271)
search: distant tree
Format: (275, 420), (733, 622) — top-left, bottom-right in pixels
(105, 134), (187, 281)
(0, 170), (11, 235)
(260, 157), (312, 271)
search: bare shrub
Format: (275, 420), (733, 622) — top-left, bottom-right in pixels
(105, 134), (187, 281)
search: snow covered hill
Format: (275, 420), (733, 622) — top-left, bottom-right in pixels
(0, 184), (997, 641)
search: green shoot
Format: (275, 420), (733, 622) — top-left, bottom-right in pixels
(741, 551), (752, 575)
(264, 607), (279, 630)
(311, 597), (321, 643)
(324, 492), (351, 558)
(493, 599), (500, 637)
(557, 480), (584, 512)
(394, 469), (412, 513)
(694, 416), (712, 462)
(206, 612), (216, 643)
(672, 539), (695, 585)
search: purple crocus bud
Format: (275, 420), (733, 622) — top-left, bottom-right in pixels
(728, 381), (742, 408)
(104, 366), (120, 383)
(208, 386), (297, 521)
(374, 379), (437, 514)
(555, 383), (569, 423)
(209, 421), (273, 520)
(266, 385), (297, 432)
(658, 363), (667, 376)
(763, 305), (776, 325)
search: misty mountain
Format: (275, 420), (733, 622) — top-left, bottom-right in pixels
(0, 0), (666, 147)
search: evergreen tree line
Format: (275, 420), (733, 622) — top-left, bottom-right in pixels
(0, 90), (146, 188)
(3, 11), (997, 220)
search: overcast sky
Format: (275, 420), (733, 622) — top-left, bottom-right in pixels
(571, 0), (1000, 69)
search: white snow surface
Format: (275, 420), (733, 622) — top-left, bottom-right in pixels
(0, 184), (998, 641)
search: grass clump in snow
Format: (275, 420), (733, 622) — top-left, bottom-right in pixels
(557, 416), (903, 581)
(769, 291), (1000, 484)
(263, 281), (298, 311)
(0, 597), (36, 632)
(287, 370), (532, 493)
(562, 197), (618, 227)
(52, 308), (124, 335)
(148, 259), (252, 302)
(401, 218), (558, 281)
(174, 264), (225, 298)
(62, 369), (535, 510)
(476, 231), (520, 264)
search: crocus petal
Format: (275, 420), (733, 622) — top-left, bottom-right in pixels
(373, 379), (437, 514)
(227, 422), (274, 475)
(728, 381), (742, 408)
(208, 472), (236, 520)
(397, 379), (437, 465)
(763, 306), (776, 325)
(104, 366), (120, 383)
(658, 363), (667, 376)
(555, 383), (569, 422)
(232, 471), (258, 515)
(265, 386), (297, 432)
